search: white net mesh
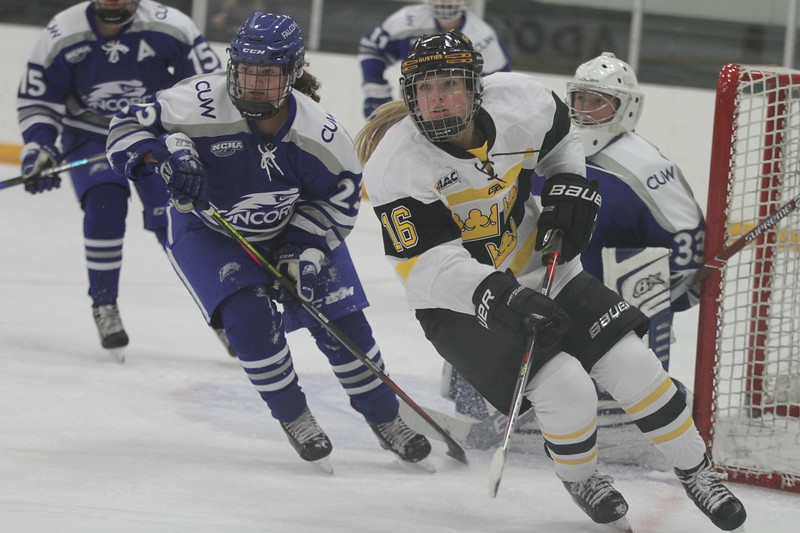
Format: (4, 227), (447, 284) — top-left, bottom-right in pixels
(710, 65), (800, 487)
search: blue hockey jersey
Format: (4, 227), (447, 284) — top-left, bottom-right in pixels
(17, 0), (221, 148)
(106, 71), (363, 253)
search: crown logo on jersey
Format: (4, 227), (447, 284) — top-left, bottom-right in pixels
(485, 219), (518, 267)
(102, 40), (130, 63)
(454, 204), (498, 242)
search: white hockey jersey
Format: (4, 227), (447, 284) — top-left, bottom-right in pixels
(364, 72), (586, 315)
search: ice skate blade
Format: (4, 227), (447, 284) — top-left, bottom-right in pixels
(312, 456), (333, 475)
(107, 348), (126, 364)
(606, 516), (633, 533)
(398, 458), (435, 473)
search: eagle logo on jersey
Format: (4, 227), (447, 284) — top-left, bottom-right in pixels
(84, 80), (148, 114)
(102, 40), (130, 63)
(259, 143), (284, 180)
(632, 273), (667, 298)
(223, 191), (300, 228)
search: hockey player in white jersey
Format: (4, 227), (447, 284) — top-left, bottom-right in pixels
(355, 31), (746, 531)
(106, 12), (431, 470)
(358, 0), (510, 118)
(17, 0), (222, 352)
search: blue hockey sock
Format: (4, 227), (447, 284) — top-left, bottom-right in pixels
(82, 184), (128, 306)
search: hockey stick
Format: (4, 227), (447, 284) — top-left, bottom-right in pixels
(489, 231), (562, 497)
(700, 193), (800, 279)
(0, 152), (107, 190)
(208, 208), (468, 465)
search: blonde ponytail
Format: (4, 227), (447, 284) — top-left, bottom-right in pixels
(354, 101), (409, 165)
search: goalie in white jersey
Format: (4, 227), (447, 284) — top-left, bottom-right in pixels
(356, 31), (745, 531)
(106, 13), (431, 469)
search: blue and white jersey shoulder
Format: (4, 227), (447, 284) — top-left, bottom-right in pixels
(108, 72), (361, 251)
(583, 131), (705, 309)
(18, 0), (221, 145)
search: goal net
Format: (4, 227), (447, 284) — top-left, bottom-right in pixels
(696, 63), (800, 492)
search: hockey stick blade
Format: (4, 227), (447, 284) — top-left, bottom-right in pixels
(208, 209), (468, 464)
(700, 193), (800, 279)
(0, 152), (107, 190)
(488, 446), (508, 497)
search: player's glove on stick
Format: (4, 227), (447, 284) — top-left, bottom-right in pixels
(21, 142), (61, 194)
(155, 133), (209, 213)
(473, 270), (570, 354)
(536, 173), (601, 263)
(274, 245), (326, 302)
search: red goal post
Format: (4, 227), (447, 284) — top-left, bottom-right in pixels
(695, 63), (800, 493)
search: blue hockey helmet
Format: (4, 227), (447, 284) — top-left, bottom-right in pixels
(400, 30), (483, 142)
(91, 0), (140, 25)
(227, 13), (306, 119)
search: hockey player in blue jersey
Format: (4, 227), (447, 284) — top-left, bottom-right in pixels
(358, 0), (510, 118)
(17, 0), (222, 352)
(106, 12), (431, 469)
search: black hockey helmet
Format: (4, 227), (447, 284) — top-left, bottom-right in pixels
(400, 30), (483, 142)
(91, 0), (140, 25)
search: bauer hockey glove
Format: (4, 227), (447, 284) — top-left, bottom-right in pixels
(156, 133), (209, 213)
(473, 270), (570, 354)
(536, 173), (601, 263)
(274, 245), (326, 302)
(21, 142), (61, 194)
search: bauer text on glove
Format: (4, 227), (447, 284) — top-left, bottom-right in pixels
(536, 173), (601, 263)
(473, 270), (570, 353)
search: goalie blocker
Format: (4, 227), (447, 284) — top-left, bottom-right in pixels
(417, 271), (649, 415)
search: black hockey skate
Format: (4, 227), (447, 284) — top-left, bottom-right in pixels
(279, 407), (333, 464)
(675, 455), (746, 531)
(92, 303), (129, 350)
(369, 414), (432, 463)
(562, 472), (632, 531)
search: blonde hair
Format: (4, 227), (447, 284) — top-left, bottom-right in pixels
(354, 100), (409, 165)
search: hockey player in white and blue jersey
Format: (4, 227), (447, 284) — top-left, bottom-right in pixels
(106, 12), (431, 470)
(358, 0), (510, 118)
(356, 31), (745, 531)
(560, 52), (706, 372)
(17, 0), (222, 352)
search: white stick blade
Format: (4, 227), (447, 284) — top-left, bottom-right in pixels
(488, 447), (507, 498)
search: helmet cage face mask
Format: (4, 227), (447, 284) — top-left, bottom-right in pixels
(402, 68), (482, 142)
(401, 31), (483, 143)
(92, 0), (140, 25)
(566, 52), (643, 155)
(426, 0), (468, 20)
(227, 13), (305, 120)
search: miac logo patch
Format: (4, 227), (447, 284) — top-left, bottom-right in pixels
(435, 170), (461, 192)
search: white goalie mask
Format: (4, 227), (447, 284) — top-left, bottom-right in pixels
(425, 0), (468, 21)
(566, 52), (644, 156)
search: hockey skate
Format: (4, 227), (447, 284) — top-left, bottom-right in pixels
(279, 407), (333, 473)
(369, 414), (433, 470)
(92, 303), (128, 362)
(213, 327), (237, 358)
(562, 472), (633, 532)
(675, 455), (747, 531)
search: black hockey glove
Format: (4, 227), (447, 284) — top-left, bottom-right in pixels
(155, 133), (209, 213)
(473, 270), (570, 354)
(274, 245), (326, 303)
(536, 173), (601, 263)
(21, 142), (61, 194)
